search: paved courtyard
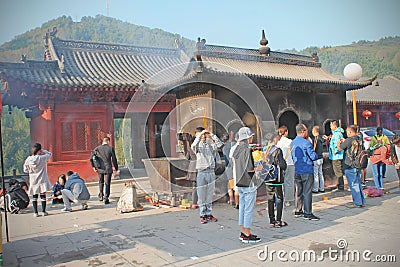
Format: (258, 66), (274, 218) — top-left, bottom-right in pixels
(2, 166), (399, 266)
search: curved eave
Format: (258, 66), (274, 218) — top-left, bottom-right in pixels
(202, 68), (375, 89)
(1, 74), (140, 91)
(346, 100), (400, 105)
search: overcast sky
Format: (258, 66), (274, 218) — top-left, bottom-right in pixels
(0, 0), (399, 50)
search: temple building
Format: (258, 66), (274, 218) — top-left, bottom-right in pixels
(346, 76), (400, 130)
(0, 29), (375, 183)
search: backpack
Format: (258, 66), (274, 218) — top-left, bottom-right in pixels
(5, 187), (30, 214)
(258, 146), (280, 183)
(347, 137), (368, 169)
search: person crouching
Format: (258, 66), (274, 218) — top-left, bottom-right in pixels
(61, 171), (90, 212)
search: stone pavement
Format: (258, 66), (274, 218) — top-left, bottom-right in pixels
(2, 166), (400, 267)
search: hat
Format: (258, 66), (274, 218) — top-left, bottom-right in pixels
(237, 127), (254, 141)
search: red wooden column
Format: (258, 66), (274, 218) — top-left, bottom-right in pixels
(148, 113), (156, 158)
(169, 109), (178, 157)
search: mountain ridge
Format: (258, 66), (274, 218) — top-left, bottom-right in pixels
(0, 15), (399, 79)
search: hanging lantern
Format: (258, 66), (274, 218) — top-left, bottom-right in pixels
(395, 112), (400, 120)
(362, 110), (372, 120)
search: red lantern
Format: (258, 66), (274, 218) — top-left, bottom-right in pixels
(362, 110), (372, 120)
(396, 112), (400, 120)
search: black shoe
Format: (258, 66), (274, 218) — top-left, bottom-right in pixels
(294, 211), (304, 218)
(98, 194), (103, 202)
(242, 234), (261, 243)
(312, 191), (319, 194)
(304, 214), (320, 221)
(239, 232), (258, 241)
(104, 199), (110, 205)
(234, 204), (239, 209)
(319, 190), (325, 193)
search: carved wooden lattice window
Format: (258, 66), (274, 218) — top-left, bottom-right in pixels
(61, 122), (73, 151)
(90, 121), (102, 149)
(60, 120), (102, 153)
(76, 122), (87, 151)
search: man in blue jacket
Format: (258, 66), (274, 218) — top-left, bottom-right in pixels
(61, 171), (91, 212)
(324, 120), (345, 190)
(291, 124), (319, 221)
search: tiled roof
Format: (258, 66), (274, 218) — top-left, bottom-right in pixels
(346, 76), (400, 104)
(0, 36), (374, 91)
(0, 37), (189, 89)
(196, 44), (374, 89)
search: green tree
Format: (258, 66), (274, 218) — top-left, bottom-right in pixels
(1, 106), (30, 175)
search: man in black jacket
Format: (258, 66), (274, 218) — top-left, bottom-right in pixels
(90, 137), (118, 204)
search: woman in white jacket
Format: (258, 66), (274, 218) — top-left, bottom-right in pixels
(276, 126), (295, 207)
(23, 143), (52, 217)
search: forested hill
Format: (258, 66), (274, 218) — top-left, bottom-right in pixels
(0, 15), (196, 61)
(0, 15), (399, 79)
(280, 36), (400, 79)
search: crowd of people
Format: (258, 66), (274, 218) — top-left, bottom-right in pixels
(186, 122), (400, 244)
(2, 122), (400, 245)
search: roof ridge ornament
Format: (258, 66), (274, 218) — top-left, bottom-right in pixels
(195, 37), (206, 73)
(21, 54), (27, 63)
(312, 52), (319, 62)
(196, 37), (206, 51)
(58, 54), (65, 74)
(259, 30), (270, 56)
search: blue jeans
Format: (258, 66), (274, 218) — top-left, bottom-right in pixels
(313, 158), (324, 192)
(372, 162), (384, 189)
(196, 169), (216, 217)
(237, 186), (257, 228)
(344, 168), (366, 206)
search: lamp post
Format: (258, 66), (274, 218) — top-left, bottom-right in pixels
(344, 63), (363, 125)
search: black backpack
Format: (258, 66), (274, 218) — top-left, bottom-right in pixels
(347, 137), (368, 169)
(5, 186), (30, 213)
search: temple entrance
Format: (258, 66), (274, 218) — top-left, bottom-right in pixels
(146, 112), (170, 158)
(278, 110), (299, 139)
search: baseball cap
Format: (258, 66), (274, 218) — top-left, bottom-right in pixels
(237, 127), (254, 141)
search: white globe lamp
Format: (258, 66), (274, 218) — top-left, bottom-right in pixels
(344, 63), (362, 126)
(344, 63), (362, 81)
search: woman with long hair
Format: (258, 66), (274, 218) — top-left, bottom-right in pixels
(276, 125), (295, 207)
(23, 143), (52, 217)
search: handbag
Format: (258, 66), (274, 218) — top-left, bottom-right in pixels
(91, 152), (102, 169)
(214, 151), (225, 175)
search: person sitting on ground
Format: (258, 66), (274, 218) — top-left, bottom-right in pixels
(61, 171), (90, 212)
(4, 178), (30, 214)
(51, 174), (66, 205)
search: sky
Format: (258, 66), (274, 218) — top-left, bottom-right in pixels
(0, 0), (399, 51)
